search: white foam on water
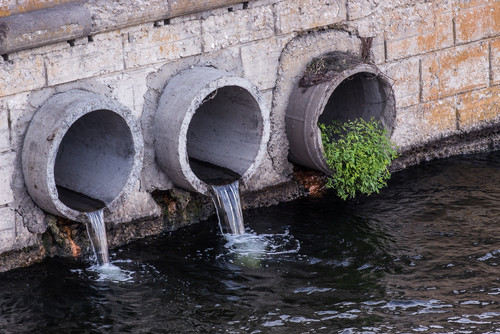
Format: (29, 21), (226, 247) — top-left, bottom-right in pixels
(223, 230), (301, 256)
(293, 286), (333, 295)
(221, 230), (300, 268)
(262, 320), (285, 327)
(478, 249), (500, 261)
(382, 299), (452, 313)
(87, 262), (134, 282)
(71, 261), (135, 283)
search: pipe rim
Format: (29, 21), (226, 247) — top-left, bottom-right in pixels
(180, 77), (270, 194)
(287, 63), (396, 174)
(155, 67), (270, 195)
(22, 90), (143, 222)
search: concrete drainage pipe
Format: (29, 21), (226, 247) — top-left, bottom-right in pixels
(22, 89), (144, 221)
(286, 61), (396, 174)
(154, 67), (270, 195)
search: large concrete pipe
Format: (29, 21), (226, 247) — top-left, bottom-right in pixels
(154, 67), (270, 195)
(286, 57), (396, 174)
(22, 89), (143, 221)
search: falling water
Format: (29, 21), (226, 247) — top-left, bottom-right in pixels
(210, 180), (245, 234)
(85, 209), (110, 266)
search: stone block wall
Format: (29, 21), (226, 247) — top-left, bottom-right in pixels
(0, 0), (498, 270)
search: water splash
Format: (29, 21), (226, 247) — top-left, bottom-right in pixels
(224, 231), (301, 256)
(85, 209), (109, 266)
(88, 263), (133, 282)
(72, 260), (137, 283)
(222, 230), (301, 268)
(210, 180), (245, 234)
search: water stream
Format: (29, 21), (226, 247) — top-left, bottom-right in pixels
(85, 209), (109, 266)
(210, 180), (245, 234)
(1, 152), (500, 333)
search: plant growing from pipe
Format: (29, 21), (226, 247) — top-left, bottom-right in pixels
(319, 118), (398, 200)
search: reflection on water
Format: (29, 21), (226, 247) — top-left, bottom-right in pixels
(1, 152), (500, 333)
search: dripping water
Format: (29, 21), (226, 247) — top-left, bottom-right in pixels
(85, 209), (110, 266)
(210, 180), (245, 234)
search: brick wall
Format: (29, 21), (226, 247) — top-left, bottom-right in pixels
(0, 0), (498, 266)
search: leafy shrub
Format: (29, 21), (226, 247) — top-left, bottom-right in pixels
(319, 118), (398, 200)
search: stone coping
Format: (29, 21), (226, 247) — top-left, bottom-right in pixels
(0, 0), (248, 54)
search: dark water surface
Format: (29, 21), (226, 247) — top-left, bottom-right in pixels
(1, 152), (500, 333)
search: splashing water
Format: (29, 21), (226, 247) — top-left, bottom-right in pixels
(86, 262), (134, 282)
(222, 230), (301, 268)
(224, 230), (301, 256)
(85, 209), (109, 266)
(210, 180), (245, 234)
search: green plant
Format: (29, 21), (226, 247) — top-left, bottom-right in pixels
(319, 118), (398, 200)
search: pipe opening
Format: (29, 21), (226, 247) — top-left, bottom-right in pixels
(286, 63), (395, 174)
(318, 72), (390, 128)
(54, 110), (135, 212)
(22, 89), (143, 221)
(187, 86), (263, 185)
(154, 67), (270, 194)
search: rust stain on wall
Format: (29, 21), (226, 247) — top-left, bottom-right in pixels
(458, 86), (500, 130)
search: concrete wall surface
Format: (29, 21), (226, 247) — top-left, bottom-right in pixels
(0, 0), (499, 270)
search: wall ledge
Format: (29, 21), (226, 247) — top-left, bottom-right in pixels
(0, 0), (248, 55)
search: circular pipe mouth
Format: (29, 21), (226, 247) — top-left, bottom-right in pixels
(54, 110), (135, 212)
(187, 86), (263, 185)
(318, 72), (393, 128)
(286, 62), (396, 174)
(154, 67), (270, 195)
(22, 90), (143, 221)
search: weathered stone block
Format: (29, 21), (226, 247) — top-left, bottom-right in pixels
(241, 38), (282, 90)
(106, 189), (161, 224)
(0, 100), (9, 152)
(347, 0), (379, 20)
(95, 68), (155, 119)
(454, 2), (500, 44)
(385, 2), (453, 60)
(492, 38), (500, 86)
(0, 54), (45, 97)
(4, 92), (32, 151)
(381, 57), (420, 108)
(169, 0), (245, 17)
(354, 19), (385, 64)
(0, 152), (15, 205)
(124, 20), (202, 68)
(45, 30), (124, 86)
(391, 96), (457, 149)
(348, 0), (425, 20)
(202, 5), (274, 52)
(0, 0), (78, 17)
(457, 86), (500, 131)
(275, 0), (346, 35)
(421, 42), (489, 102)
(0, 207), (15, 253)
